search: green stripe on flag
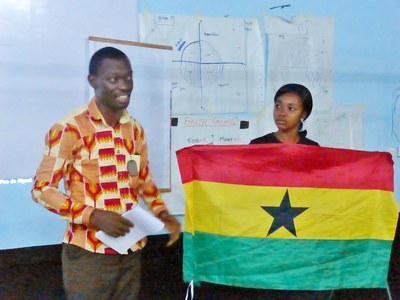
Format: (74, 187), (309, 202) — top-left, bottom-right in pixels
(183, 232), (392, 290)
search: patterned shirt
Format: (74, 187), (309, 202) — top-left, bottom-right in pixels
(31, 98), (167, 254)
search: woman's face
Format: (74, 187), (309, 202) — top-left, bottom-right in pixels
(273, 92), (307, 132)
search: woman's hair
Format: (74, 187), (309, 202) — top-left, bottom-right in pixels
(274, 83), (313, 120)
(89, 47), (130, 75)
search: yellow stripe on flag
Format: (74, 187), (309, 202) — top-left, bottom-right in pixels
(184, 181), (398, 240)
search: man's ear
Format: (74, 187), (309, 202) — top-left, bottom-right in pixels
(88, 74), (96, 88)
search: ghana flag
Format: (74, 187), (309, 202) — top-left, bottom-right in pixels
(176, 144), (399, 290)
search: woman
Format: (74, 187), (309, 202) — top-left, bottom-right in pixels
(197, 84), (331, 299)
(250, 83), (334, 300)
(250, 83), (319, 146)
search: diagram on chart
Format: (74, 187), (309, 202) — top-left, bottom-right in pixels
(391, 88), (400, 142)
(178, 40), (225, 88)
(263, 15), (335, 111)
(139, 14), (265, 114)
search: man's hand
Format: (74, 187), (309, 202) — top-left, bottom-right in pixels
(89, 209), (133, 238)
(159, 211), (181, 247)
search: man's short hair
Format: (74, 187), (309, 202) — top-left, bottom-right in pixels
(89, 47), (130, 75)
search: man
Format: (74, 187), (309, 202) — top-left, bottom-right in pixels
(31, 46), (181, 299)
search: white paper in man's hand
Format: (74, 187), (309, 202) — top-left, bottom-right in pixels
(95, 205), (165, 254)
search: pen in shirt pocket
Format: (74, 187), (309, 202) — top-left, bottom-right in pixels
(127, 153), (140, 177)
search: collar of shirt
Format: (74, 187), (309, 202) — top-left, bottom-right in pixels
(87, 97), (131, 125)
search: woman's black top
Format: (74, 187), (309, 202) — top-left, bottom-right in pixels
(250, 132), (319, 146)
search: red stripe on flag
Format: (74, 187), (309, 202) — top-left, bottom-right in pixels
(176, 144), (394, 191)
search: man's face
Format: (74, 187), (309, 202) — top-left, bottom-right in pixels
(89, 58), (133, 112)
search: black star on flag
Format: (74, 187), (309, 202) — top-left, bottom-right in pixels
(261, 189), (308, 237)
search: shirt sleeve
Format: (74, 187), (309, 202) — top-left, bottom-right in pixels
(133, 121), (168, 217)
(31, 123), (94, 225)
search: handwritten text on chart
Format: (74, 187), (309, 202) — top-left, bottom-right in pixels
(187, 135), (241, 145)
(184, 117), (237, 127)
